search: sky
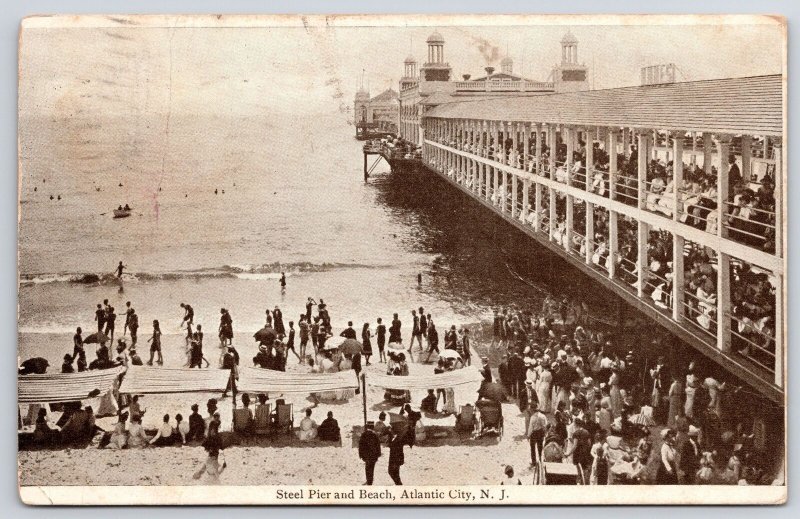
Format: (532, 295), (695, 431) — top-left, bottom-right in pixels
(19, 16), (784, 119)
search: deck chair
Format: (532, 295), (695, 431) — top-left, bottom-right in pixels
(253, 404), (272, 435)
(477, 402), (503, 438)
(232, 408), (253, 435)
(454, 405), (477, 434)
(274, 402), (293, 434)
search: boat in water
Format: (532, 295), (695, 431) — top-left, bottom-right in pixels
(113, 206), (132, 218)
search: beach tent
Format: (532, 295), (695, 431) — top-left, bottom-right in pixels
(119, 366), (232, 395)
(365, 365), (484, 391)
(237, 367), (359, 394)
(18, 365), (126, 404)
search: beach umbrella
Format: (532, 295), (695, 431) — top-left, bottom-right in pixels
(630, 412), (656, 427)
(18, 357), (49, 375)
(322, 340), (340, 351)
(338, 338), (363, 355)
(438, 350), (461, 360)
(83, 332), (109, 344)
(387, 342), (405, 351)
(253, 327), (276, 344)
(324, 336), (347, 349)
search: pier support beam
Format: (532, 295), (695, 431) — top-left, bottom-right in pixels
(637, 131), (651, 209)
(717, 135), (731, 238)
(672, 234), (684, 321)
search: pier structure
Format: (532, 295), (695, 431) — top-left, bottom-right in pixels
(417, 74), (784, 403)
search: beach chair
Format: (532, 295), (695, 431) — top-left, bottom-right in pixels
(477, 403), (503, 438)
(232, 407), (253, 435)
(274, 402), (293, 434)
(454, 405), (477, 435)
(253, 404), (272, 436)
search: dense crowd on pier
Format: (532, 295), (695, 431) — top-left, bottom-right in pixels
(429, 130), (778, 372)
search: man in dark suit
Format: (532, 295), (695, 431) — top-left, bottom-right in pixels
(388, 431), (405, 485)
(679, 425), (701, 484)
(340, 321), (357, 340)
(358, 422), (382, 485)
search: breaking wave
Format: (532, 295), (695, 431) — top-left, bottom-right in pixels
(19, 262), (389, 286)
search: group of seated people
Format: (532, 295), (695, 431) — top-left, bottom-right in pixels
(28, 403), (97, 446)
(104, 396), (213, 449)
(296, 408), (341, 442)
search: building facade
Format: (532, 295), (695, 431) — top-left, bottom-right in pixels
(398, 30), (590, 145)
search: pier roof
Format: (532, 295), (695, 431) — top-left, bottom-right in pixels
(426, 74), (783, 136)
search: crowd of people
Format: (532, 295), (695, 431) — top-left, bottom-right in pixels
(482, 298), (779, 486)
(428, 130), (779, 373)
(20, 275), (780, 487)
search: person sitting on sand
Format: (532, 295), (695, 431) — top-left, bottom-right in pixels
(420, 389), (437, 414)
(61, 354), (74, 374)
(297, 408), (318, 441)
(129, 347), (143, 366)
(106, 412), (129, 449)
(193, 443), (226, 484)
(127, 414), (149, 448)
(33, 408), (60, 445)
(59, 405), (95, 443)
(150, 414), (175, 446)
(129, 395), (146, 419)
(317, 411), (341, 442)
(175, 413), (190, 444)
(187, 404), (205, 442)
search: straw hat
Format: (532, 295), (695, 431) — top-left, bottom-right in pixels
(688, 425), (700, 437)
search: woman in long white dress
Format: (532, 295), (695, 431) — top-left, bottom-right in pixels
(608, 369), (623, 418)
(685, 371), (700, 419)
(536, 366), (553, 414)
(337, 356), (355, 400)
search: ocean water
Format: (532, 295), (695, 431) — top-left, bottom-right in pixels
(18, 112), (616, 366)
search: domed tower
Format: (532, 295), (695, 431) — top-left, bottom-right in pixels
(560, 30), (579, 65)
(500, 56), (513, 75)
(400, 55), (418, 91)
(420, 31), (451, 82)
(354, 85), (370, 124)
(553, 29), (589, 93)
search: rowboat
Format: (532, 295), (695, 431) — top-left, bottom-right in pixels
(113, 209), (132, 218)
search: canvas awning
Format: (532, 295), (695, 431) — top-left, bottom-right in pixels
(366, 366), (484, 391)
(18, 365), (126, 404)
(119, 366), (232, 395)
(237, 367), (359, 394)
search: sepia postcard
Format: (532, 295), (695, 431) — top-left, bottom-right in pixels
(17, 14), (786, 505)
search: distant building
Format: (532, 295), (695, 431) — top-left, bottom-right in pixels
(398, 30), (590, 144)
(354, 86), (399, 138)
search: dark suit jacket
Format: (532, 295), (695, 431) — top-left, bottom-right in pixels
(358, 429), (381, 461)
(679, 438), (700, 475)
(389, 436), (405, 466)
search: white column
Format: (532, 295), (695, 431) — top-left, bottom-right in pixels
(672, 133), (683, 220)
(672, 234), (684, 321)
(585, 127), (594, 191)
(741, 134), (752, 182)
(548, 126), (557, 180)
(609, 211), (618, 280)
(636, 220), (649, 297)
(535, 183), (542, 232)
(608, 129), (618, 199)
(774, 142), (783, 257)
(774, 272), (784, 387)
(549, 188), (556, 242)
(585, 202), (594, 264)
(566, 126), (574, 186)
(717, 252), (731, 353)
(717, 136), (731, 238)
(566, 195), (574, 253)
(637, 132), (651, 209)
(535, 123), (543, 176)
(523, 123), (530, 172)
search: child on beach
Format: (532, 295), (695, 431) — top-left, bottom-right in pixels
(147, 320), (163, 365)
(193, 443), (227, 484)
